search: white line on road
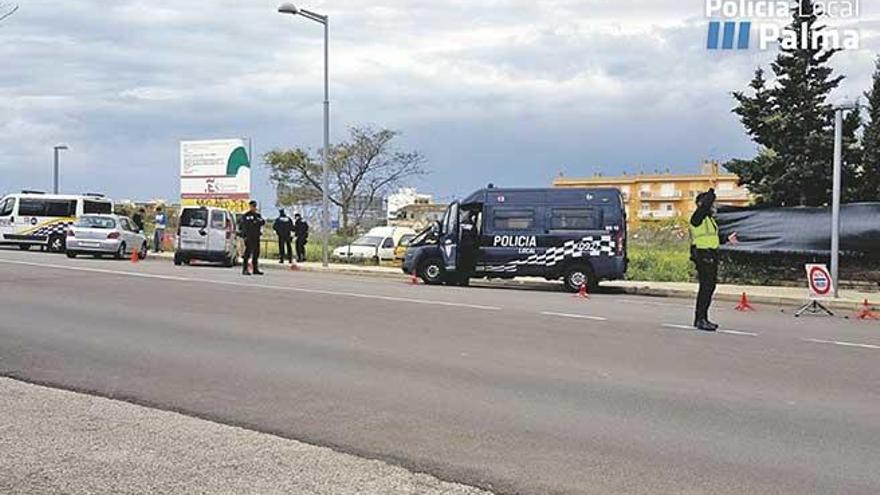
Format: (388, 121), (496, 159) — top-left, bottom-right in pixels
(718, 330), (759, 337)
(662, 324), (758, 337)
(540, 312), (608, 321)
(662, 324), (694, 330)
(0, 259), (502, 312)
(802, 338), (880, 350)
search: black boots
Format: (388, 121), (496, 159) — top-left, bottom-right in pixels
(694, 319), (718, 332)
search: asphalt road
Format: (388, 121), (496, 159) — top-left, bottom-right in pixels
(1, 248), (879, 494)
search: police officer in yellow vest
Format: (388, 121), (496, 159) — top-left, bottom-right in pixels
(690, 189), (738, 331)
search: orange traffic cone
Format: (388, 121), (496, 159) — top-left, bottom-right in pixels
(409, 272), (419, 285)
(573, 283), (590, 299)
(856, 299), (879, 320)
(130, 248), (139, 264)
(735, 292), (756, 312)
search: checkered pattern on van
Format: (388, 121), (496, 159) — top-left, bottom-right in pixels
(476, 235), (615, 273)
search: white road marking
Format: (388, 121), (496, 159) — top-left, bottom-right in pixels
(718, 330), (759, 337)
(802, 338), (880, 350)
(0, 259), (502, 312)
(663, 324), (758, 337)
(541, 312), (608, 321)
(662, 324), (695, 330)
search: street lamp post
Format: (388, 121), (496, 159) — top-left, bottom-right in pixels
(53, 144), (69, 194)
(278, 2), (331, 267)
(831, 102), (857, 298)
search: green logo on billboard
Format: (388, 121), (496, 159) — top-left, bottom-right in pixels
(227, 146), (251, 176)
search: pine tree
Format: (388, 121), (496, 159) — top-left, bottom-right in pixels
(857, 58), (880, 201)
(725, 0), (860, 206)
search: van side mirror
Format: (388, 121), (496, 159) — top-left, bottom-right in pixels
(431, 221), (441, 235)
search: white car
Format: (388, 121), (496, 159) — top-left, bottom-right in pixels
(333, 226), (416, 262)
(66, 214), (148, 259)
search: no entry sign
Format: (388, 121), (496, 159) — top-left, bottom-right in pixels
(805, 264), (834, 299)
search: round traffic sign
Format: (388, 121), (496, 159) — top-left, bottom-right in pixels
(809, 266), (831, 295)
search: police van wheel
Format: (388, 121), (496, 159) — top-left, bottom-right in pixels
(419, 258), (445, 285)
(563, 264), (595, 293)
(48, 235), (65, 253)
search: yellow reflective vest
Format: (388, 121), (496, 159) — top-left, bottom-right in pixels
(690, 216), (720, 250)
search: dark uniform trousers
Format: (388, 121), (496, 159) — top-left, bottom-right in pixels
(243, 238), (261, 272)
(694, 248), (718, 322)
(278, 236), (293, 262)
(295, 238), (307, 262)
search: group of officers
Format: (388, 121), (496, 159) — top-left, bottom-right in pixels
(237, 200), (309, 276)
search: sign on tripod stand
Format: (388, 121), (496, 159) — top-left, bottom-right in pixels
(796, 264), (835, 317)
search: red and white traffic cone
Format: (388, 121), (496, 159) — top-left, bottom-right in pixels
(573, 283), (590, 300)
(856, 299), (879, 320)
(735, 292), (756, 312)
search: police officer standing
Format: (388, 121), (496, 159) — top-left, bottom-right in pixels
(293, 213), (309, 263)
(239, 200), (265, 276)
(273, 208), (294, 264)
(690, 188), (738, 331)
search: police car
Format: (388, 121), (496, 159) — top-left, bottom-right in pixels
(0, 191), (114, 252)
(402, 187), (627, 292)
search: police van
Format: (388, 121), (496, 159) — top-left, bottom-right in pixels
(0, 191), (113, 252)
(402, 187), (627, 292)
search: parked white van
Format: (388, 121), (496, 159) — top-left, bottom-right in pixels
(0, 191), (113, 252)
(174, 206), (239, 267)
(333, 226), (416, 262)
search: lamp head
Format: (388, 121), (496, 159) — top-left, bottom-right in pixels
(54, 144), (69, 151)
(278, 3), (299, 15)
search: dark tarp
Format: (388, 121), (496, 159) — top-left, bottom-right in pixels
(716, 203), (880, 257)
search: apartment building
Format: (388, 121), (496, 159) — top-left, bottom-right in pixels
(553, 162), (751, 229)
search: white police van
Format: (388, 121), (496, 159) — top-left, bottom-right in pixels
(0, 191), (113, 252)
(402, 187), (627, 292)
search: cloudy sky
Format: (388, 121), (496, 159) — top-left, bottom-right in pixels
(2, 0), (879, 205)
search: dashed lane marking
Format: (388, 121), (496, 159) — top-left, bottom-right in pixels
(540, 312), (608, 322)
(0, 259), (502, 312)
(802, 338), (880, 350)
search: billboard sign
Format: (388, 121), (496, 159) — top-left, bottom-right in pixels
(180, 139), (251, 212)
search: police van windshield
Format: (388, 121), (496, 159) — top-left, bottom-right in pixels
(76, 216), (116, 229)
(353, 236), (383, 247)
(180, 208), (208, 228)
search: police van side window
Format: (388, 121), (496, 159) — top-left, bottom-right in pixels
(18, 199), (47, 217)
(83, 201), (112, 215)
(550, 209), (600, 230)
(493, 208), (535, 230)
(46, 200), (77, 217)
(0, 198), (14, 216)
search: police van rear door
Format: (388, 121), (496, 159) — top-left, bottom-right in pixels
(440, 201), (460, 271)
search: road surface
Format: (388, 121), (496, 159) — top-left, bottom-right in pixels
(1, 248), (879, 494)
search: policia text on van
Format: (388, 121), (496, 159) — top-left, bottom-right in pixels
(402, 187), (627, 292)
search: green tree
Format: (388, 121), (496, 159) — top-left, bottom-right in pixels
(857, 58), (880, 201)
(725, 0), (861, 206)
(264, 126), (427, 233)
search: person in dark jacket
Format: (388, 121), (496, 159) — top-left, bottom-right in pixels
(690, 188), (738, 331)
(293, 214), (309, 263)
(238, 200), (265, 275)
(273, 208), (294, 264)
(132, 208), (146, 233)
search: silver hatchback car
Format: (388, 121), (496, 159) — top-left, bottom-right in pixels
(66, 214), (148, 260)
